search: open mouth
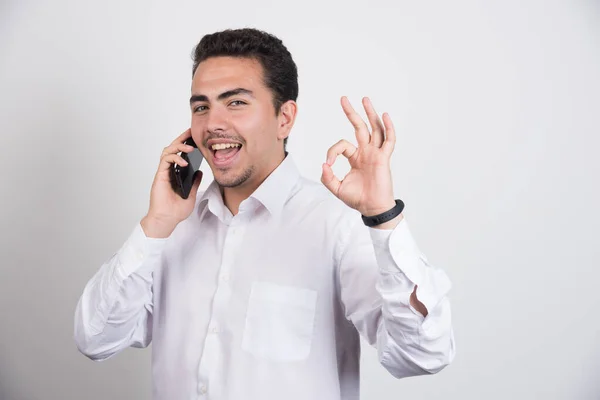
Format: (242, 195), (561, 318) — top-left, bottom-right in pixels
(210, 143), (242, 167)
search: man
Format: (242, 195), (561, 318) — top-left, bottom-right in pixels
(74, 28), (455, 399)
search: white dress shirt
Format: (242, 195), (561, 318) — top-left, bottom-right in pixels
(74, 153), (455, 400)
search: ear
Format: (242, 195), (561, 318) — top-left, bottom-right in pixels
(277, 100), (298, 141)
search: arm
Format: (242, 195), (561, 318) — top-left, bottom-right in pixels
(337, 212), (454, 378)
(74, 128), (203, 360)
(73, 223), (167, 361)
(321, 95), (455, 377)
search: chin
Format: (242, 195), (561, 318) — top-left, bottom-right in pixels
(214, 166), (254, 188)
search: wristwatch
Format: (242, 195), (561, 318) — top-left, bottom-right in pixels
(361, 199), (405, 227)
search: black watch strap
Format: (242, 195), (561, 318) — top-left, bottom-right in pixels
(361, 199), (405, 227)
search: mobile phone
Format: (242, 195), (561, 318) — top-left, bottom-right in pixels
(170, 137), (204, 199)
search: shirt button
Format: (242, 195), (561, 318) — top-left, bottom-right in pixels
(136, 251), (144, 261)
(199, 385), (207, 394)
(210, 326), (219, 334)
(221, 274), (230, 282)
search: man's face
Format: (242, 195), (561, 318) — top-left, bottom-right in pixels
(190, 56), (288, 189)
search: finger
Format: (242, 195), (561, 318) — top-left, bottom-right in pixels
(363, 97), (385, 148)
(173, 128), (192, 144)
(161, 142), (195, 158)
(381, 112), (397, 155)
(341, 96), (369, 147)
(321, 163), (342, 197)
(326, 139), (358, 165)
(158, 153), (188, 172)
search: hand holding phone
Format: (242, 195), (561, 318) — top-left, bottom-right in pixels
(169, 137), (204, 199)
(141, 129), (204, 238)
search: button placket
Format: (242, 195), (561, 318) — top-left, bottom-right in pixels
(199, 384), (207, 395)
(196, 215), (247, 398)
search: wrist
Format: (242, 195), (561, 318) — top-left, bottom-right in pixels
(370, 212), (404, 230)
(141, 215), (178, 238)
(360, 201), (397, 217)
(361, 199), (405, 228)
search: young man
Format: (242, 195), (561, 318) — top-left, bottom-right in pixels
(74, 28), (455, 399)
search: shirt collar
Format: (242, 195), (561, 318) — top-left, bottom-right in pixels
(197, 152), (301, 222)
(250, 152), (300, 217)
(197, 179), (225, 222)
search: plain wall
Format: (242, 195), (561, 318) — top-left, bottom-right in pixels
(1, 0), (599, 399)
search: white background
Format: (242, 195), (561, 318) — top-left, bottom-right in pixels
(1, 0), (599, 399)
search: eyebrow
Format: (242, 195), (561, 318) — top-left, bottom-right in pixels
(189, 88), (254, 104)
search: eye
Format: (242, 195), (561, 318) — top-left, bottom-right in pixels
(193, 105), (208, 113)
(229, 100), (246, 107)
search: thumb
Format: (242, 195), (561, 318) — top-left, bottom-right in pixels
(321, 163), (341, 197)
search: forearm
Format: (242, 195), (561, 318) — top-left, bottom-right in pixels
(369, 218), (454, 375)
(74, 259), (152, 360)
(369, 213), (428, 315)
(74, 224), (166, 360)
(339, 213), (455, 379)
(375, 263), (454, 377)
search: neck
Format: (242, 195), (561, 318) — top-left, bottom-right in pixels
(221, 151), (286, 216)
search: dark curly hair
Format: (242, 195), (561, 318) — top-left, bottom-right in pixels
(191, 28), (299, 150)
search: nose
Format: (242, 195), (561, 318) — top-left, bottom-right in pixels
(205, 104), (229, 134)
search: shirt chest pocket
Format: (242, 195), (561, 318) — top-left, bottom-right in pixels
(242, 282), (318, 362)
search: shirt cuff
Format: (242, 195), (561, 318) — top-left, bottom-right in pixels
(116, 223), (169, 278)
(369, 218), (423, 282)
(369, 217), (452, 315)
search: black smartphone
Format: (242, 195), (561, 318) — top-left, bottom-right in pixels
(170, 137), (204, 199)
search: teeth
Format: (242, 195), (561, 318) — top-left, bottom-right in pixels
(211, 143), (241, 150)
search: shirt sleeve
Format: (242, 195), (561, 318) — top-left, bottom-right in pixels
(337, 214), (455, 378)
(73, 223), (168, 361)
